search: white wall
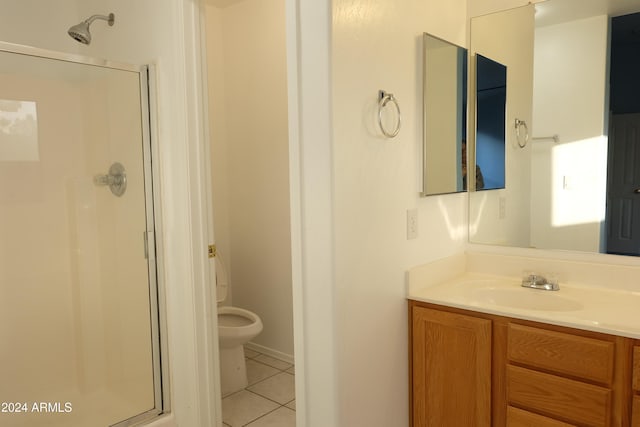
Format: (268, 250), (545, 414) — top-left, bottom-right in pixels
(469, 0), (542, 18)
(530, 15), (609, 252)
(331, 1), (467, 425)
(204, 0), (294, 358)
(0, 1), (82, 53)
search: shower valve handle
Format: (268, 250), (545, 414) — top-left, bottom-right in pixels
(94, 162), (127, 197)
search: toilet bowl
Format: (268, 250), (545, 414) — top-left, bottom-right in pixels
(215, 255), (263, 396)
(218, 306), (263, 349)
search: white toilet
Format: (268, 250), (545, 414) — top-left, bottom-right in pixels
(216, 256), (263, 396)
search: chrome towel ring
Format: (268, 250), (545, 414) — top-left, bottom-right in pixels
(378, 90), (401, 138)
(515, 118), (529, 148)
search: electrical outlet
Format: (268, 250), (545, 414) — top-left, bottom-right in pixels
(407, 209), (418, 240)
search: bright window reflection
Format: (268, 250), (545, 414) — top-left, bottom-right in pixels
(0, 99), (39, 161)
(551, 136), (607, 227)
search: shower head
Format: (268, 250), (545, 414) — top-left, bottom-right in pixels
(68, 13), (115, 45)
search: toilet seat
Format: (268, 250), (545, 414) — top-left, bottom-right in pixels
(218, 306), (263, 349)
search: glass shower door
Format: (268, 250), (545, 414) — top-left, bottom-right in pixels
(0, 46), (162, 426)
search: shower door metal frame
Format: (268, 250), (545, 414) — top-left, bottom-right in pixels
(0, 41), (168, 427)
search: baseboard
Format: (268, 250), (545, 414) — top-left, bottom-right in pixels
(245, 342), (294, 365)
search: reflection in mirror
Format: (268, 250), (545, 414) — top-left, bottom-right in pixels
(475, 54), (506, 190)
(0, 100), (39, 162)
(421, 33), (467, 196)
(469, 0), (640, 256)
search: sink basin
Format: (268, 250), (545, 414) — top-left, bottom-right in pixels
(471, 287), (583, 312)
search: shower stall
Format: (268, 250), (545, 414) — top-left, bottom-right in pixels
(0, 43), (164, 426)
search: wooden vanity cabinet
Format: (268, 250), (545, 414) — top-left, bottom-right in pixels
(409, 300), (637, 427)
(632, 345), (640, 427)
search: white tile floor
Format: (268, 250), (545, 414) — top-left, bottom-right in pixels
(222, 347), (296, 427)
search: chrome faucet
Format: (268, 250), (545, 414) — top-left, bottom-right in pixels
(521, 273), (560, 291)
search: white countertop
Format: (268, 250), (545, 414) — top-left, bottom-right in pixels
(407, 252), (640, 339)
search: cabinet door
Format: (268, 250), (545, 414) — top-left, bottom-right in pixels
(633, 346), (640, 393)
(634, 346), (640, 427)
(412, 306), (491, 427)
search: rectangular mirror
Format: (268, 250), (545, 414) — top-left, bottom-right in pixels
(475, 53), (506, 191)
(469, 0), (640, 256)
(421, 33), (468, 196)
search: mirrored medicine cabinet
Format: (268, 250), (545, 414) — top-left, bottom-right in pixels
(421, 33), (468, 196)
(422, 32), (507, 196)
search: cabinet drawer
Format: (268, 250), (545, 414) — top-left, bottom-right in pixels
(507, 406), (576, 427)
(508, 323), (614, 384)
(634, 346), (640, 392)
(507, 365), (611, 427)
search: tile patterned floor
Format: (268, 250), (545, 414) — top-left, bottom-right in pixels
(222, 347), (296, 427)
